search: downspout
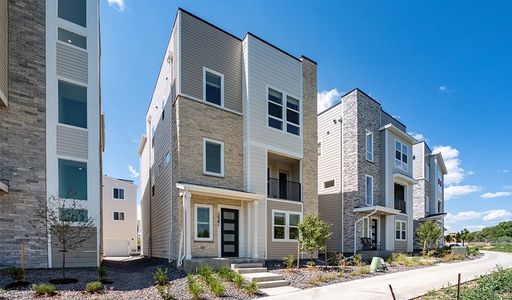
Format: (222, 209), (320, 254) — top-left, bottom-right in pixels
(353, 210), (378, 255)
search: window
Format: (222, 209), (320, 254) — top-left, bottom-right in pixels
(363, 218), (370, 238)
(395, 220), (407, 241)
(58, 80), (87, 128)
(113, 212), (125, 221)
(58, 28), (86, 49)
(58, 0), (86, 27)
(438, 200), (442, 213)
(324, 180), (335, 189)
(286, 96), (300, 136)
(395, 140), (408, 171)
(268, 88), (283, 130)
(113, 188), (124, 199)
(195, 205), (212, 240)
(425, 196), (430, 213)
(425, 164), (430, 182)
(273, 211), (301, 241)
(365, 175), (373, 206)
(317, 142), (322, 157)
(164, 151), (171, 167)
(60, 208), (88, 222)
(203, 138), (224, 177)
(366, 131), (373, 161)
(203, 68), (223, 106)
(59, 159), (87, 200)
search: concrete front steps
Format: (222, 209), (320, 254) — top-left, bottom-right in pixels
(231, 262), (301, 295)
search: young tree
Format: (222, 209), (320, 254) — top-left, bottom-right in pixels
(32, 196), (96, 279)
(297, 214), (332, 262)
(416, 221), (442, 255)
(458, 228), (470, 246)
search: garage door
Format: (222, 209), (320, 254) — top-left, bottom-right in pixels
(104, 239), (129, 257)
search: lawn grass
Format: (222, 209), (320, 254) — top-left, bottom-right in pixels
(482, 244), (512, 253)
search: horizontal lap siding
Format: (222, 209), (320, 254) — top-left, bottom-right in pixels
(56, 43), (88, 84)
(56, 125), (88, 159)
(318, 193), (342, 252)
(180, 12), (242, 113)
(412, 143), (424, 179)
(266, 200), (302, 259)
(318, 106), (342, 193)
(51, 228), (97, 267)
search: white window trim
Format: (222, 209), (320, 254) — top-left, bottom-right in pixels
(194, 204), (213, 242)
(395, 220), (407, 241)
(366, 131), (374, 162)
(285, 95), (301, 137)
(365, 175), (374, 206)
(266, 85), (302, 137)
(271, 210), (302, 242)
(323, 179), (335, 189)
(202, 67), (224, 108)
(113, 211), (125, 221)
(395, 139), (408, 171)
(202, 138), (225, 177)
(57, 78), (88, 131)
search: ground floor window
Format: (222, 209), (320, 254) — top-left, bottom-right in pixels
(195, 204), (213, 241)
(272, 210), (301, 241)
(395, 220), (407, 241)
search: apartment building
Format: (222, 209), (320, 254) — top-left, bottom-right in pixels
(138, 9), (317, 267)
(0, 0), (102, 268)
(318, 89), (417, 255)
(102, 176), (137, 256)
(412, 141), (447, 248)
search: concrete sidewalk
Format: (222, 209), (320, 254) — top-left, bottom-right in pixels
(263, 251), (512, 300)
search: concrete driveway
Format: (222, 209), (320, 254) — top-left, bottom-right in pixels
(263, 251), (512, 300)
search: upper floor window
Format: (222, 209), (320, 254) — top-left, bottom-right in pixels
(366, 131), (374, 161)
(324, 179), (335, 189)
(365, 175), (373, 206)
(58, 28), (87, 49)
(113, 188), (124, 199)
(113, 212), (125, 221)
(286, 96), (300, 136)
(268, 88), (283, 130)
(395, 140), (408, 171)
(425, 164), (430, 182)
(58, 0), (87, 27)
(203, 68), (223, 106)
(59, 159), (87, 200)
(58, 80), (87, 129)
(203, 138), (224, 177)
(273, 211), (301, 241)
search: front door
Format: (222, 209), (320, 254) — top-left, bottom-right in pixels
(221, 208), (239, 257)
(371, 219), (378, 246)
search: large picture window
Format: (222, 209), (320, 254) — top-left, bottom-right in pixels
(59, 80), (87, 129)
(58, 0), (87, 27)
(59, 159), (87, 200)
(203, 68), (223, 106)
(195, 204), (213, 241)
(395, 140), (408, 171)
(203, 138), (224, 177)
(272, 211), (301, 241)
(395, 220), (407, 241)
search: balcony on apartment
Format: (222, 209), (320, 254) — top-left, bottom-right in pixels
(394, 183), (406, 214)
(267, 153), (301, 202)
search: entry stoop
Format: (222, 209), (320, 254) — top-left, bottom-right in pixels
(231, 263), (291, 289)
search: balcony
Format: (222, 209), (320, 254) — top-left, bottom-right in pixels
(267, 177), (301, 202)
(394, 200), (406, 214)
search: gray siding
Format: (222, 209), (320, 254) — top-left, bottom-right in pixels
(57, 42), (88, 83)
(380, 110), (406, 132)
(0, 0), (7, 105)
(266, 200), (303, 259)
(318, 193), (342, 252)
(56, 125), (88, 160)
(179, 11), (242, 113)
(51, 227), (97, 268)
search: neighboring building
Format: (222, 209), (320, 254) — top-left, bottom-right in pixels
(318, 89), (417, 255)
(139, 9), (317, 267)
(412, 141), (447, 249)
(102, 176), (138, 256)
(0, 0), (102, 268)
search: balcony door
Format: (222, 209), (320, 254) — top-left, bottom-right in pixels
(278, 171), (288, 200)
(394, 183), (406, 213)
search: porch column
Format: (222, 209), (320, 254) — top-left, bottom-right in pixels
(184, 191), (192, 260)
(252, 200), (259, 258)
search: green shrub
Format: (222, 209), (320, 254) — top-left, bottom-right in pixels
(153, 267), (168, 286)
(217, 266), (235, 281)
(352, 254), (363, 267)
(352, 266), (371, 276)
(198, 264), (213, 278)
(156, 284), (176, 300)
(7, 267), (25, 282)
(97, 263), (107, 279)
(469, 247), (480, 256)
(187, 274), (203, 300)
(85, 281), (103, 293)
(307, 274), (337, 286)
(244, 281), (258, 295)
(32, 283), (57, 296)
(441, 252), (465, 262)
(306, 260), (316, 268)
(208, 278), (225, 297)
(233, 273), (244, 288)
(283, 255), (295, 269)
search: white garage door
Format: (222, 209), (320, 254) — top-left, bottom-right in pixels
(104, 239), (129, 257)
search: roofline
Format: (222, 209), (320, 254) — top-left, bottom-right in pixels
(434, 152), (448, 174)
(380, 108), (407, 128)
(103, 175), (136, 185)
(178, 8), (241, 41)
(380, 123), (417, 144)
(317, 88), (383, 117)
(244, 32), (302, 63)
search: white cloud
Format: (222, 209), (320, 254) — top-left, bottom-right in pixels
(433, 145), (464, 186)
(467, 171), (475, 175)
(481, 192), (512, 199)
(466, 225), (485, 232)
(498, 169), (511, 174)
(439, 86), (447, 91)
(482, 210), (512, 222)
(445, 211), (481, 224)
(317, 88), (341, 113)
(128, 165), (139, 178)
(439, 85), (456, 93)
(444, 185), (481, 200)
(408, 132), (426, 142)
(106, 0), (125, 11)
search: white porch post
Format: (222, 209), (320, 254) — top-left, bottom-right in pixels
(252, 200), (259, 258)
(184, 191), (192, 260)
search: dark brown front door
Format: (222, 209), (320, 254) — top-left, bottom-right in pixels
(221, 208), (239, 257)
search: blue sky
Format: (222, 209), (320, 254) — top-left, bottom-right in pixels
(101, 0), (512, 231)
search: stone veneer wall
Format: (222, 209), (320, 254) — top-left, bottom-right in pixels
(0, 0), (48, 268)
(413, 179), (427, 219)
(301, 57), (318, 216)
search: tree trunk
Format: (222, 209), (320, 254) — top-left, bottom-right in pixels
(62, 245), (66, 279)
(422, 240), (427, 256)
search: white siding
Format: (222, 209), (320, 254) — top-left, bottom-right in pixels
(56, 42), (88, 84)
(56, 125), (88, 160)
(318, 105), (342, 193)
(412, 143), (424, 180)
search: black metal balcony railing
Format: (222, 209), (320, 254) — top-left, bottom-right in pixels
(394, 200), (406, 214)
(267, 177), (301, 202)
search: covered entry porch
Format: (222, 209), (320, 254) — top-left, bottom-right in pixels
(176, 183), (264, 268)
(353, 205), (401, 254)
